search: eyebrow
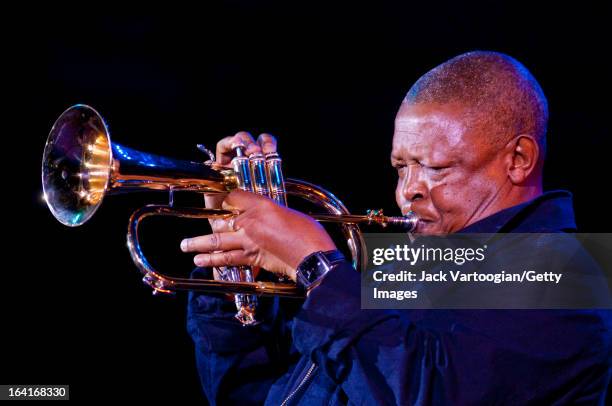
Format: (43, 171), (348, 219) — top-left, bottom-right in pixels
(391, 148), (418, 161)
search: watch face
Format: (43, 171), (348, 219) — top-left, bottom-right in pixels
(298, 252), (333, 288)
(302, 254), (324, 281)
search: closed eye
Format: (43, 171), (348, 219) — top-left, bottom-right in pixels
(392, 163), (407, 175)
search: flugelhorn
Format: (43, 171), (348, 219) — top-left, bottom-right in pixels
(41, 105), (418, 324)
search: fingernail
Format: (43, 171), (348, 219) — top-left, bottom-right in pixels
(194, 256), (205, 266)
(181, 239), (189, 252)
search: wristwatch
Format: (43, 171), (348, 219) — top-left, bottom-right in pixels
(295, 250), (345, 293)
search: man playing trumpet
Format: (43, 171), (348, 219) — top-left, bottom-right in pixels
(182, 51), (612, 405)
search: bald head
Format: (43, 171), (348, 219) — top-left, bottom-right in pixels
(404, 51), (548, 155)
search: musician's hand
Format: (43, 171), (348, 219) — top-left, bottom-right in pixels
(204, 131), (278, 210)
(203, 131), (278, 280)
(181, 190), (337, 282)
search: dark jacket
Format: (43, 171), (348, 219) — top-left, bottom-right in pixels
(187, 191), (612, 405)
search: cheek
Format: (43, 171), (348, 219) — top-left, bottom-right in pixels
(428, 173), (497, 216)
(429, 184), (460, 213)
(428, 175), (481, 216)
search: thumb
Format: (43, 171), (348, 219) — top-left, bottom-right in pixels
(222, 189), (253, 211)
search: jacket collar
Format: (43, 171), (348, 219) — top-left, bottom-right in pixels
(458, 190), (577, 233)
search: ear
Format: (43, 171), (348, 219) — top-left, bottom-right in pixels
(505, 135), (540, 184)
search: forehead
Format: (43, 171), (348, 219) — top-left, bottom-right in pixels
(392, 102), (470, 159)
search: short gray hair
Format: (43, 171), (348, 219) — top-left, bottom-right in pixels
(405, 51), (548, 153)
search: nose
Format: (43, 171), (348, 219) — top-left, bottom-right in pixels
(398, 165), (427, 211)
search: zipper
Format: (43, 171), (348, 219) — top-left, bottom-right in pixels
(280, 362), (317, 406)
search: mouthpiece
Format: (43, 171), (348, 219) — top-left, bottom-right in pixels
(366, 209), (418, 232)
(394, 211), (419, 232)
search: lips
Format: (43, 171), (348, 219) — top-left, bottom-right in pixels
(404, 210), (436, 225)
(401, 205), (439, 233)
(413, 219), (433, 234)
(407, 213), (440, 234)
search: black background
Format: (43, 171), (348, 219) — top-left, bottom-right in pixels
(4, 1), (611, 402)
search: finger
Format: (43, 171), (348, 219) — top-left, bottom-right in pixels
(216, 132), (261, 164)
(214, 136), (236, 166)
(244, 141), (263, 157)
(257, 133), (278, 154)
(181, 232), (243, 253)
(218, 132), (257, 154)
(204, 194), (226, 210)
(193, 250), (250, 268)
(209, 217), (234, 233)
(223, 189), (268, 211)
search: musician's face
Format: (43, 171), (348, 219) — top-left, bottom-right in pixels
(392, 102), (508, 234)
